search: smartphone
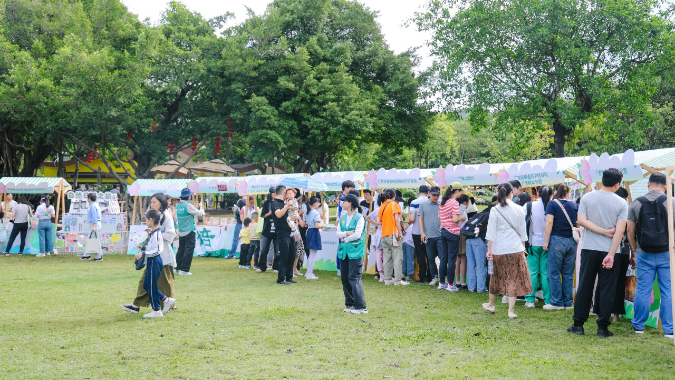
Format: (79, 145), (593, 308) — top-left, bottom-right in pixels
(424, 237), (429, 244)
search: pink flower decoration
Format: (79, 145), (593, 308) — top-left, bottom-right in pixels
(434, 168), (447, 187)
(495, 169), (509, 184)
(365, 170), (378, 189)
(236, 181), (248, 196)
(188, 181), (200, 194)
(129, 183), (140, 196)
(0, 184), (6, 194)
(579, 160), (592, 185)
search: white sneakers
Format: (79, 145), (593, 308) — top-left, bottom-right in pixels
(378, 277), (386, 283)
(161, 297), (176, 314)
(508, 312), (518, 319)
(665, 333), (674, 339)
(36, 253), (46, 257)
(525, 302), (535, 308)
(343, 306), (354, 313)
(543, 304), (565, 310)
(143, 310), (163, 318)
(350, 308), (368, 314)
(437, 283), (448, 290)
(429, 277), (439, 286)
(446, 284), (459, 292)
(305, 274), (319, 280)
(482, 303), (495, 314)
(394, 280), (410, 286)
(177, 270), (192, 276)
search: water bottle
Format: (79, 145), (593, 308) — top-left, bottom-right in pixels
(488, 260), (493, 275)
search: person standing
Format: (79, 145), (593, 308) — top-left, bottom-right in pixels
(256, 187), (277, 273)
(378, 188), (408, 286)
(174, 188), (205, 275)
(455, 194), (470, 289)
(238, 218), (252, 268)
(35, 196), (55, 257)
(1, 193), (17, 218)
(567, 168), (627, 338)
(401, 200), (416, 282)
(2, 197), (33, 255)
(225, 198), (246, 259)
(438, 182), (466, 291)
(272, 185), (298, 285)
(627, 173), (673, 339)
(337, 194), (368, 314)
(510, 180), (523, 205)
(604, 187), (632, 322)
(365, 196), (384, 281)
(81, 193), (103, 261)
(248, 212), (260, 270)
(543, 184), (579, 310)
(524, 185), (552, 308)
(409, 186), (431, 283)
(481, 183), (531, 319)
(419, 186), (443, 288)
(305, 197), (324, 280)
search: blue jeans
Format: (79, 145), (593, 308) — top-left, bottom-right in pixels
(440, 229), (459, 284)
(144, 255), (166, 311)
(633, 251), (672, 334)
(425, 237), (442, 280)
(37, 219), (53, 254)
(402, 243), (415, 277)
(466, 238), (487, 292)
(547, 236), (577, 307)
(228, 223), (242, 257)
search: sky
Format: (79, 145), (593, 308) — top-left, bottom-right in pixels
(120, 0), (434, 69)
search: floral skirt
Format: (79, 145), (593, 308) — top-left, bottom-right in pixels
(490, 252), (532, 297)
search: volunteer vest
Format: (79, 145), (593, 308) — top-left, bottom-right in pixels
(176, 201), (195, 233)
(337, 212), (366, 260)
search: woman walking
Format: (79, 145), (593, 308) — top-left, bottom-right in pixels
(337, 194), (368, 314)
(482, 183), (532, 319)
(121, 193), (177, 314)
(35, 196), (55, 257)
(524, 185), (552, 308)
(2, 197), (33, 255)
(543, 184), (579, 310)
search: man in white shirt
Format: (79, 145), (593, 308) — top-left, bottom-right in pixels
(409, 186), (430, 283)
(1, 194), (17, 218)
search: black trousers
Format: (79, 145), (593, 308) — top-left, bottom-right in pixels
(574, 249), (620, 329)
(595, 253), (630, 316)
(341, 257), (366, 309)
(176, 231), (196, 272)
(239, 244), (250, 266)
(256, 234), (277, 271)
(413, 234), (430, 281)
(276, 235), (294, 283)
(247, 240), (260, 267)
(5, 222), (28, 253)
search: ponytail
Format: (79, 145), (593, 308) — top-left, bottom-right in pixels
(539, 185), (552, 209)
(42, 195), (50, 209)
(497, 183), (513, 207)
(441, 187), (461, 206)
(554, 183), (569, 200)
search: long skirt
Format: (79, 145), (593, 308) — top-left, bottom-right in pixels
(134, 265), (175, 308)
(489, 252), (532, 297)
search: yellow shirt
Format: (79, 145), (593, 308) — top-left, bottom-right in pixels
(239, 227), (251, 244)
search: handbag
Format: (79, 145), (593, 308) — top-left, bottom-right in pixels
(493, 207), (527, 256)
(84, 231), (102, 255)
(554, 199), (581, 243)
(134, 252), (146, 270)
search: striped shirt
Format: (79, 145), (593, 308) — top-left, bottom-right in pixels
(439, 197), (460, 234)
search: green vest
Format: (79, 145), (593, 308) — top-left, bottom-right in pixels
(176, 201), (195, 233)
(337, 212), (366, 260)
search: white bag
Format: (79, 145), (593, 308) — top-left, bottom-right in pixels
(84, 231), (101, 254)
(0, 222), (7, 244)
(554, 200), (581, 243)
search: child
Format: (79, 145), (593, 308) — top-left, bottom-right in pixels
(134, 210), (175, 318)
(248, 213), (260, 270)
(238, 218), (251, 268)
(305, 197), (324, 280)
(402, 198), (416, 281)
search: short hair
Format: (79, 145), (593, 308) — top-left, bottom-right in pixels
(244, 218), (251, 226)
(146, 209), (161, 225)
(649, 172), (667, 186)
(341, 180), (355, 190)
(418, 185), (429, 194)
(248, 196), (254, 201)
(343, 194), (359, 212)
(383, 188), (396, 200)
(251, 212), (259, 219)
(309, 196), (321, 207)
(457, 194), (470, 205)
(88, 192), (97, 202)
(407, 197), (417, 206)
(363, 189), (372, 195)
(0, 211), (4, 219)
(602, 168), (623, 187)
(615, 187), (629, 199)
(275, 185), (287, 195)
(517, 192), (532, 206)
(491, 195), (498, 203)
(509, 180), (522, 189)
(348, 189), (360, 197)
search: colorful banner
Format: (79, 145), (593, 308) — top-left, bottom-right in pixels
(495, 159), (566, 187)
(440, 163), (497, 186)
(578, 149), (643, 185)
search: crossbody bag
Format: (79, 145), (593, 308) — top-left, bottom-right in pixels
(554, 199), (581, 243)
(493, 207), (527, 256)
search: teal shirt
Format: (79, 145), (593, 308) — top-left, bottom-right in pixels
(176, 200), (195, 233)
(337, 212), (366, 260)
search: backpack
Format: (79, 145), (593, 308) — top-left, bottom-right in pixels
(524, 202), (532, 249)
(460, 211), (490, 239)
(636, 194), (669, 253)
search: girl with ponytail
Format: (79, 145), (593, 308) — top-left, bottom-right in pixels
(524, 185), (553, 309)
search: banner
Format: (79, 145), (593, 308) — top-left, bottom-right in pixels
(578, 149), (643, 185)
(441, 163), (497, 186)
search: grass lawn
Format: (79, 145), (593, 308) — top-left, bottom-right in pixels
(1, 255), (673, 379)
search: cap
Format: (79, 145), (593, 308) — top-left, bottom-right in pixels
(429, 186), (441, 195)
(450, 181), (463, 191)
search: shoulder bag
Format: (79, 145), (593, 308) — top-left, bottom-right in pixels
(388, 202), (402, 247)
(493, 206), (527, 256)
(554, 199), (581, 243)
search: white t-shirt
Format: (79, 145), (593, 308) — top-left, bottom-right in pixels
(36, 204), (55, 220)
(12, 204), (31, 223)
(1, 200), (17, 216)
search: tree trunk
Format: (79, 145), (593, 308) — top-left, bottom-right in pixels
(552, 113), (567, 158)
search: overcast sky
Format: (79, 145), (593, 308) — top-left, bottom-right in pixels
(120, 0), (433, 69)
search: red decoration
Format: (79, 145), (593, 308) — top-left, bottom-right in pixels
(93, 146), (99, 159)
(228, 132), (233, 138)
(127, 134), (132, 140)
(152, 124), (156, 133)
(191, 137), (198, 151)
(87, 150), (92, 163)
(168, 143), (175, 152)
(215, 136), (221, 154)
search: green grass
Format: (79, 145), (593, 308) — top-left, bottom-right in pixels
(1, 255), (673, 379)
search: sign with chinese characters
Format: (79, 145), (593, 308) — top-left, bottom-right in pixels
(578, 149), (643, 185)
(495, 159), (566, 187)
(442, 163), (497, 186)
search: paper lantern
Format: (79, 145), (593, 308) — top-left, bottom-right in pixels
(191, 137), (198, 151)
(152, 124), (156, 133)
(87, 150), (92, 163)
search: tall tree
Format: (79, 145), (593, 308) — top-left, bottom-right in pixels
(416, 0), (675, 157)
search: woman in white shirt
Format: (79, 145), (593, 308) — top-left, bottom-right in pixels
(2, 197), (33, 255)
(35, 196), (56, 257)
(121, 193), (177, 314)
(524, 186), (552, 308)
(482, 183), (532, 319)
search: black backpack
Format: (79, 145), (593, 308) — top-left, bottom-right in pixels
(524, 202), (532, 249)
(636, 194), (669, 253)
(460, 210), (490, 239)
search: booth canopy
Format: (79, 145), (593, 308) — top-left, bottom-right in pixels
(127, 179), (193, 197)
(0, 177), (72, 194)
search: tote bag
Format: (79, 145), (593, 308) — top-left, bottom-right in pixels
(84, 231), (101, 255)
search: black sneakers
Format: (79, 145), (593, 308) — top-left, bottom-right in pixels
(80, 256), (90, 260)
(92, 258), (103, 261)
(567, 325), (585, 335)
(120, 304), (139, 314)
(277, 281), (290, 285)
(288, 279), (297, 284)
(597, 329), (614, 338)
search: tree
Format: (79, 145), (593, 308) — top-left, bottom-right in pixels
(221, 0), (433, 172)
(415, 0), (675, 157)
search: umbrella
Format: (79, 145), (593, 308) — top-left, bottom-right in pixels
(190, 159), (235, 175)
(150, 160), (191, 177)
(279, 176), (329, 192)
